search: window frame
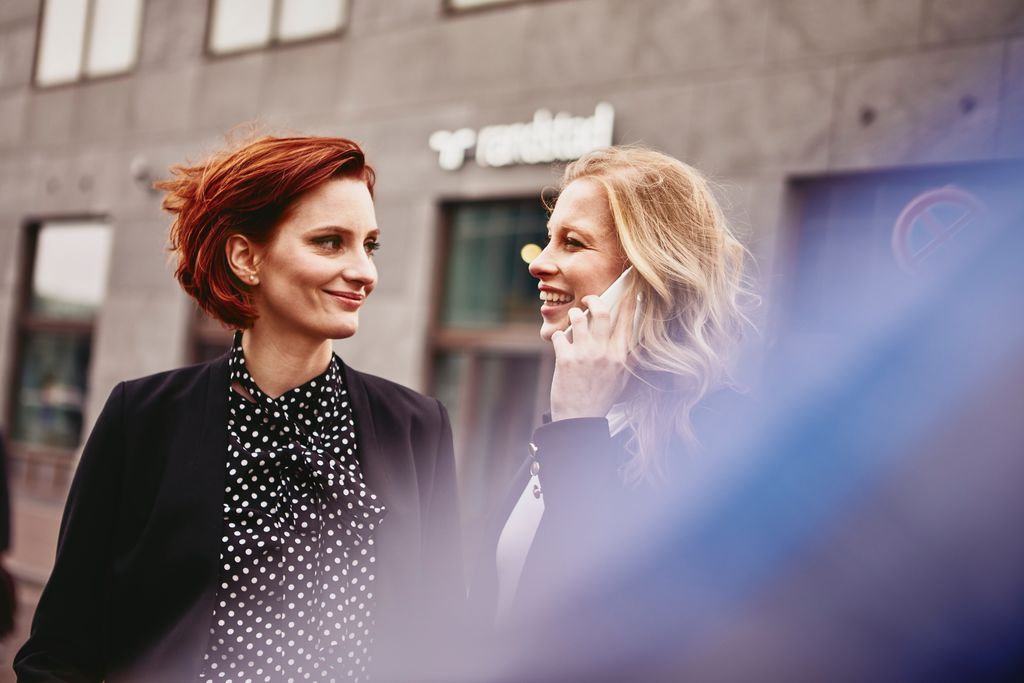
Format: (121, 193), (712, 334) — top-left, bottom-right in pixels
(203, 0), (351, 59)
(424, 195), (552, 385)
(4, 216), (112, 498)
(778, 159), (1024, 350)
(425, 195), (555, 543)
(442, 0), (564, 16)
(31, 0), (146, 90)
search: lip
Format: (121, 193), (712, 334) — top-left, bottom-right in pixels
(540, 301), (573, 317)
(538, 284), (574, 316)
(324, 289), (365, 310)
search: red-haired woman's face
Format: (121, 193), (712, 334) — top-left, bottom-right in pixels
(251, 177), (379, 342)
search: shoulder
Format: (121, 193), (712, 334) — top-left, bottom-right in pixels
(665, 385), (759, 482)
(120, 360), (208, 392)
(115, 353), (229, 416)
(345, 365), (446, 423)
(347, 367), (439, 409)
(691, 386), (758, 438)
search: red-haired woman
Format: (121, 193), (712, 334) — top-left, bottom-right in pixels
(15, 136), (462, 683)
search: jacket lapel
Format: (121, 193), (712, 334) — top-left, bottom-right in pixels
(338, 361), (431, 664)
(167, 352), (231, 681)
(341, 361), (391, 497)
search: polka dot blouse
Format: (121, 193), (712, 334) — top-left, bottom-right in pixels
(199, 335), (387, 682)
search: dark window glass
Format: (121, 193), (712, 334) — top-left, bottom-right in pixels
(429, 198), (552, 550)
(440, 200), (549, 328)
(431, 352), (469, 448)
(788, 162), (1024, 338)
(433, 349), (544, 535)
(11, 331), (92, 450)
(9, 220), (112, 451)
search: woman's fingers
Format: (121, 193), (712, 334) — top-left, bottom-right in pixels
(611, 291), (638, 356)
(580, 295), (611, 341)
(549, 296), (631, 421)
(551, 328), (571, 356)
(566, 306), (589, 342)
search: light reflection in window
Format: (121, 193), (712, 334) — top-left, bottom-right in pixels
(11, 220), (113, 451)
(34, 0), (144, 86)
(30, 222), (113, 320)
(208, 0), (347, 55)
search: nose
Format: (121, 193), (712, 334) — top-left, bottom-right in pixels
(343, 250), (378, 290)
(528, 242), (558, 279)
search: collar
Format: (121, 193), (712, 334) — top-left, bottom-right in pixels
(227, 331), (343, 420)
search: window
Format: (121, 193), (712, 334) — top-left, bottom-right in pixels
(207, 0), (348, 55)
(783, 161), (1024, 346)
(34, 0), (145, 87)
(8, 220), (113, 462)
(439, 201), (550, 328)
(429, 198), (552, 543)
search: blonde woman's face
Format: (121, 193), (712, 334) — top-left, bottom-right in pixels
(529, 178), (628, 340)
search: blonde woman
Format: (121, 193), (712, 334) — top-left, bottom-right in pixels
(472, 146), (753, 634)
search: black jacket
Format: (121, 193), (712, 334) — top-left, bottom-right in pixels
(14, 352), (463, 682)
(465, 391), (754, 682)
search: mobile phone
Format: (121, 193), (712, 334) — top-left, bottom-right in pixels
(564, 266), (634, 342)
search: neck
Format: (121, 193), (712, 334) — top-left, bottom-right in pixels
(240, 324), (334, 399)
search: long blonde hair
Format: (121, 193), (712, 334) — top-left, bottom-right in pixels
(560, 146), (753, 484)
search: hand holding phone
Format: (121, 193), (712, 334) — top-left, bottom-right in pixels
(550, 266), (636, 420)
(564, 266), (634, 343)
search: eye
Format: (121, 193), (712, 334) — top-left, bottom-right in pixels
(364, 240), (381, 255)
(313, 235), (342, 250)
(564, 236), (585, 249)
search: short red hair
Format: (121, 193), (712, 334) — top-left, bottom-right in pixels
(156, 135), (375, 328)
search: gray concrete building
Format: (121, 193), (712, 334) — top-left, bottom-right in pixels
(0, 0), (1022, 667)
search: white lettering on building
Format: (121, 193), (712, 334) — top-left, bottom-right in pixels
(429, 103), (615, 171)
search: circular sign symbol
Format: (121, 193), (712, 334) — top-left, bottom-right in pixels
(892, 186), (988, 274)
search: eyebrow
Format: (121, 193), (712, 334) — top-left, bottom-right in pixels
(546, 222), (596, 240)
(308, 225), (381, 239)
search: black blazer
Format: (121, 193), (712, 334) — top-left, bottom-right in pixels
(14, 352), (463, 683)
(465, 391), (755, 682)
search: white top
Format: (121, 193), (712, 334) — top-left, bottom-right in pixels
(494, 470), (545, 623)
(494, 406), (628, 623)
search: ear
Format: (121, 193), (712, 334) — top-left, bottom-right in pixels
(226, 234), (261, 285)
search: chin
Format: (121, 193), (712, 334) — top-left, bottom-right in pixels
(323, 316), (359, 340)
(330, 324), (358, 340)
(539, 319), (566, 341)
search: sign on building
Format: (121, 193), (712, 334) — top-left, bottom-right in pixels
(429, 103), (615, 171)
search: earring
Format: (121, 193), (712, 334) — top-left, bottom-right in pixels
(249, 272), (257, 283)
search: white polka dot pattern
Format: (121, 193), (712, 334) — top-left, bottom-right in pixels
(199, 336), (386, 682)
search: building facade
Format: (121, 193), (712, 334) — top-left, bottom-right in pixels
(0, 0), (1022, 601)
